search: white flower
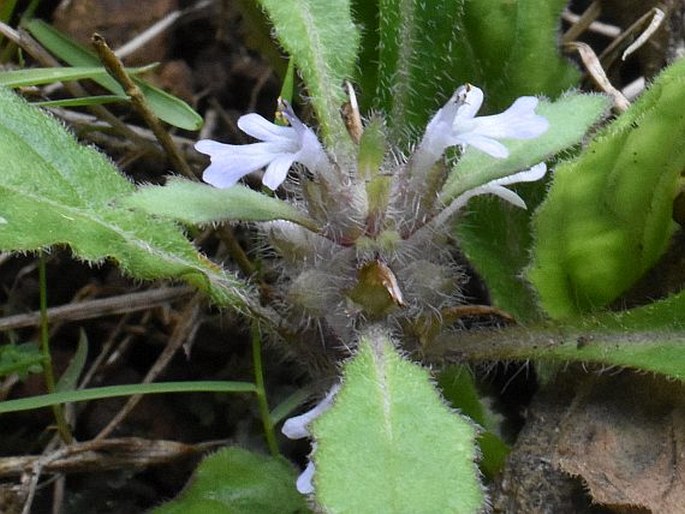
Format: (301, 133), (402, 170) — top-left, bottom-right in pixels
(282, 385), (339, 494)
(453, 162), (548, 210)
(418, 84), (549, 165)
(195, 101), (327, 190)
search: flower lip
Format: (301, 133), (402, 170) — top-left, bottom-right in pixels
(454, 83), (481, 119)
(194, 100), (327, 190)
(282, 384), (339, 440)
(281, 385), (340, 496)
(453, 162), (548, 211)
(296, 458), (316, 494)
(417, 85), (550, 164)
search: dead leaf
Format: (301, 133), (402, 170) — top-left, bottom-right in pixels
(53, 0), (178, 65)
(554, 372), (685, 513)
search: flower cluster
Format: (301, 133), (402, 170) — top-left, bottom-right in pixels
(195, 85), (549, 208)
(195, 84), (550, 496)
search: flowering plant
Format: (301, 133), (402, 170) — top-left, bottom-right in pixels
(4, 1), (685, 512)
(127, 1), (609, 510)
(178, 63), (600, 512)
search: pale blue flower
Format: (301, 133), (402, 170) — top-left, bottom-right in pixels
(295, 459), (316, 495)
(453, 162), (548, 210)
(195, 102), (327, 190)
(418, 84), (549, 165)
(282, 385), (339, 494)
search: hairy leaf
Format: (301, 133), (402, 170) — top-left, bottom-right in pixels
(125, 177), (319, 230)
(529, 57), (685, 318)
(427, 289), (685, 381)
(153, 447), (309, 514)
(373, 0), (578, 144)
(451, 93), (608, 321)
(460, 0), (579, 109)
(350, 0), (380, 114)
(312, 329), (483, 513)
(255, 0), (359, 145)
(0, 87), (248, 306)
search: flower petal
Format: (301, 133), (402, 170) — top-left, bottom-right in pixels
(237, 113), (295, 142)
(417, 85), (549, 167)
(452, 183), (525, 211)
(455, 84), (484, 120)
(295, 131), (328, 172)
(479, 185), (527, 208)
(282, 385), (339, 440)
(455, 133), (510, 159)
(491, 162), (548, 187)
(452, 163), (548, 211)
(201, 162), (244, 188)
(201, 154), (271, 187)
(470, 97), (548, 140)
(197, 102), (327, 190)
(415, 94), (465, 166)
(199, 142), (282, 188)
(296, 459), (316, 494)
(195, 139), (238, 158)
(262, 154), (295, 190)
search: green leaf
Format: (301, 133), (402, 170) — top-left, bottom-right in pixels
(350, 0), (379, 114)
(429, 289), (685, 381)
(24, 19), (203, 131)
(528, 57), (685, 318)
(450, 93), (609, 321)
(279, 59), (296, 105)
(372, 0), (579, 144)
(0, 87), (247, 306)
(455, 194), (545, 321)
(124, 177), (320, 231)
(153, 447), (309, 514)
(32, 95), (125, 107)
(460, 0), (579, 110)
(0, 343), (43, 378)
(0, 381), (256, 414)
(255, 0), (359, 145)
(0, 66), (148, 87)
(438, 365), (509, 478)
(269, 386), (317, 426)
(312, 329), (483, 513)
(375, 0), (469, 143)
(0, 0), (18, 24)
(55, 329), (88, 392)
(437, 366), (489, 429)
